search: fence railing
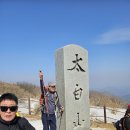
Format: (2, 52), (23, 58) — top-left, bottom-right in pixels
(90, 106), (126, 123)
(18, 97), (126, 123)
(18, 97), (39, 115)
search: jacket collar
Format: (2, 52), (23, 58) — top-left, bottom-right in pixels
(0, 116), (19, 125)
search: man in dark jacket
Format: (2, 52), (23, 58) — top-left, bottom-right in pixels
(123, 108), (130, 130)
(114, 117), (124, 130)
(0, 92), (36, 130)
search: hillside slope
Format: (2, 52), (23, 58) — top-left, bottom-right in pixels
(0, 81), (128, 108)
(90, 90), (128, 108)
(0, 81), (40, 98)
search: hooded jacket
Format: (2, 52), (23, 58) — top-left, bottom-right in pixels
(0, 116), (35, 130)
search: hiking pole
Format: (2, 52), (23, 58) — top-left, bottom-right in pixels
(56, 92), (64, 130)
(39, 70), (44, 95)
(39, 70), (45, 108)
(59, 111), (63, 130)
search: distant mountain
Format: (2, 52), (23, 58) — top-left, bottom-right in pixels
(93, 85), (130, 103)
(121, 94), (130, 102)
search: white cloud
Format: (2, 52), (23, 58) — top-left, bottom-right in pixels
(94, 27), (130, 44)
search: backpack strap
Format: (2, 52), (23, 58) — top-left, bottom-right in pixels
(54, 91), (59, 106)
(123, 117), (126, 130)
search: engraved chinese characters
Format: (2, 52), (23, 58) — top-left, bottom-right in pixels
(67, 54), (85, 72)
(73, 84), (83, 100)
(55, 44), (90, 130)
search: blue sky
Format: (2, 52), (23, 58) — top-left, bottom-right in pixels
(0, 0), (130, 96)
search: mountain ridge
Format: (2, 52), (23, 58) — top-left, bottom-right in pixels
(0, 81), (128, 108)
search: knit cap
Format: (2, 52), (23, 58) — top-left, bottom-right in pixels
(128, 104), (130, 108)
(48, 81), (56, 87)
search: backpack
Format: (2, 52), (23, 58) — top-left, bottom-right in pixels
(114, 117), (124, 130)
(123, 114), (130, 130)
(115, 120), (122, 130)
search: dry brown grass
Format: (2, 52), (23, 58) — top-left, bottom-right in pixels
(90, 90), (128, 108)
(20, 113), (41, 120)
(91, 121), (116, 130)
(0, 81), (40, 98)
(0, 81), (128, 109)
(22, 114), (116, 130)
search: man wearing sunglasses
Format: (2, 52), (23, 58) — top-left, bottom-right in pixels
(40, 82), (64, 130)
(0, 93), (36, 130)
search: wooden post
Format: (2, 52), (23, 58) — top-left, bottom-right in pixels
(104, 106), (107, 123)
(28, 97), (31, 115)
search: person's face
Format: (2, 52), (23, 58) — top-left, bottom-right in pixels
(0, 100), (18, 122)
(48, 85), (56, 92)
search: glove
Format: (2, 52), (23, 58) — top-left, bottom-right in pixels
(60, 106), (64, 113)
(39, 94), (45, 106)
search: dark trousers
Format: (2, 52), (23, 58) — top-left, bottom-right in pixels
(41, 112), (56, 130)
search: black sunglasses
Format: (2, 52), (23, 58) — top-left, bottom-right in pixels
(0, 106), (18, 112)
(49, 85), (55, 88)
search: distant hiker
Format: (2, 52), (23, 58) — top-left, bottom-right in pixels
(0, 93), (36, 130)
(40, 82), (64, 130)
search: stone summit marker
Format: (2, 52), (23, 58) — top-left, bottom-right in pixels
(55, 44), (90, 130)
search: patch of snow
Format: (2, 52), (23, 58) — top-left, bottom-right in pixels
(19, 99), (126, 130)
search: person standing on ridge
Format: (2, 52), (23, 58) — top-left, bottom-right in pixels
(40, 82), (64, 130)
